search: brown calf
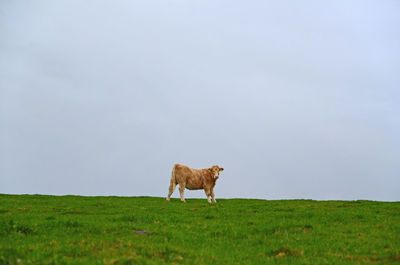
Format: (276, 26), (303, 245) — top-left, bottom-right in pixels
(166, 164), (224, 203)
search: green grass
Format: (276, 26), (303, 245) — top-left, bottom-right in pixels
(0, 194), (399, 264)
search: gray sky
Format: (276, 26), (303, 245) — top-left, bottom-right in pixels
(1, 1), (399, 201)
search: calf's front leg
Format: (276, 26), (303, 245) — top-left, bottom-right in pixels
(211, 189), (217, 203)
(204, 188), (212, 203)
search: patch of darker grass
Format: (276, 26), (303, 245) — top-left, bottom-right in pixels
(119, 215), (138, 222)
(273, 207), (296, 212)
(355, 214), (365, 220)
(60, 220), (82, 228)
(0, 209), (9, 214)
(0, 220), (36, 235)
(270, 225), (313, 235)
(118, 214), (155, 224)
(61, 210), (87, 215)
(45, 216), (56, 220)
(15, 225), (35, 235)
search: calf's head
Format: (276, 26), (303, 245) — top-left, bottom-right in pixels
(209, 165), (224, 179)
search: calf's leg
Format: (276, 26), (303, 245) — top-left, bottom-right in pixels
(179, 184), (186, 203)
(204, 188), (212, 203)
(211, 189), (217, 203)
(166, 181), (176, 201)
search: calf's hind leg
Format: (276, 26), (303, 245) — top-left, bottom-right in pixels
(179, 184), (186, 203)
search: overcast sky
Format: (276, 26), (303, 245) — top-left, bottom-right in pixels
(1, 1), (399, 201)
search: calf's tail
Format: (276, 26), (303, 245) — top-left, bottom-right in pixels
(170, 164), (177, 185)
(167, 164), (177, 201)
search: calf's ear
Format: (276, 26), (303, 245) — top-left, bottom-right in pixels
(219, 168), (224, 171)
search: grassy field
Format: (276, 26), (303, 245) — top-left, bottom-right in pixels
(0, 194), (399, 264)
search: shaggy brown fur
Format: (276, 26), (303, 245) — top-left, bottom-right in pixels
(166, 164), (224, 203)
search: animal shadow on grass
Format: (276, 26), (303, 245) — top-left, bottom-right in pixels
(133, 228), (152, 235)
